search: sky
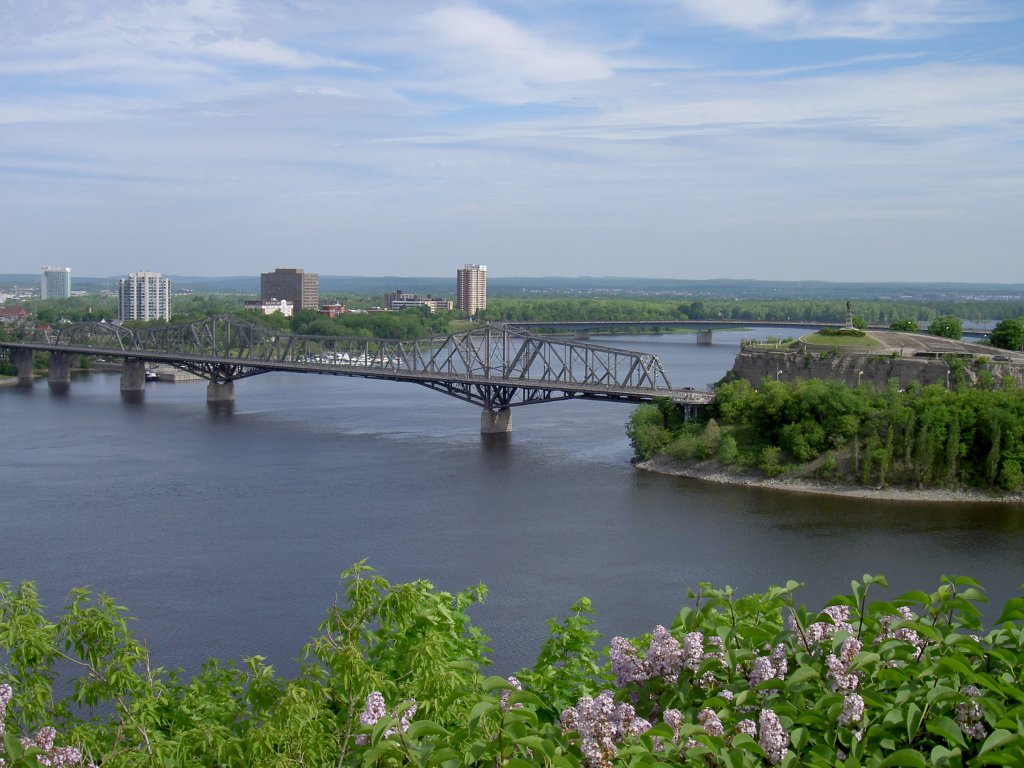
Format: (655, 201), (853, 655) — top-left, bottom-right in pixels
(1, 0), (1023, 282)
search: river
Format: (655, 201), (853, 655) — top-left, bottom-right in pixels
(1, 329), (1022, 676)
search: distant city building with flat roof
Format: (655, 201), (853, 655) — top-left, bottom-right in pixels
(41, 266), (71, 300)
(456, 264), (487, 316)
(244, 298), (294, 317)
(385, 290), (453, 313)
(260, 268), (319, 312)
(118, 272), (171, 321)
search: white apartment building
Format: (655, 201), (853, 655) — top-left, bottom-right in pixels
(456, 264), (487, 316)
(118, 272), (171, 321)
(41, 266), (71, 299)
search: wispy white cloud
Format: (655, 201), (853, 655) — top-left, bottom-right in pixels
(676, 0), (1014, 39)
(198, 38), (364, 69)
(410, 4), (613, 103)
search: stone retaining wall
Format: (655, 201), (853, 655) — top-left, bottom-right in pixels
(731, 347), (1024, 389)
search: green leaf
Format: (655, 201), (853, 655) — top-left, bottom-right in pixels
(905, 702), (924, 743)
(936, 656), (977, 681)
(506, 690), (547, 709)
(786, 665), (820, 686)
(370, 715), (397, 746)
(405, 720), (450, 739)
(468, 699), (498, 729)
(978, 728), (1020, 756)
(876, 749), (927, 767)
(995, 598), (1024, 625)
(513, 735), (549, 752)
(926, 716), (968, 749)
(481, 675), (514, 692)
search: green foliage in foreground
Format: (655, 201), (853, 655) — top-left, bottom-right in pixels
(629, 380), (1024, 491)
(2, 569), (1024, 767)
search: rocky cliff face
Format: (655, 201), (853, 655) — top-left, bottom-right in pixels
(730, 347), (1024, 390)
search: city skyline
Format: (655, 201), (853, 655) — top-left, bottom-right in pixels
(2, 1), (1023, 282)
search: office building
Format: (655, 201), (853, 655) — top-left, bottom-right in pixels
(456, 264), (487, 316)
(244, 298), (294, 317)
(385, 290), (453, 313)
(260, 268), (319, 312)
(41, 266), (71, 300)
(118, 272), (171, 321)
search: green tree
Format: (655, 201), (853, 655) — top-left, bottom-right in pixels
(928, 315), (963, 340)
(717, 434), (738, 464)
(990, 318), (1024, 351)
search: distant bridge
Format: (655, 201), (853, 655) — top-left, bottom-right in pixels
(505, 319), (885, 344)
(504, 319), (989, 342)
(1, 317), (710, 432)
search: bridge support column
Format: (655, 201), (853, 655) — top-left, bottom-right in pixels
(696, 331), (713, 345)
(121, 360), (146, 393)
(207, 380), (235, 404)
(12, 349), (34, 385)
(573, 330), (590, 340)
(481, 408), (512, 434)
(47, 352), (73, 386)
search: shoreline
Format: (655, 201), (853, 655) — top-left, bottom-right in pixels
(635, 455), (1024, 505)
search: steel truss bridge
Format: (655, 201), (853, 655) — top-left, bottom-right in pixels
(2, 317), (710, 428)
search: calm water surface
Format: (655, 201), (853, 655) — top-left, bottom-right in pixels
(2, 329), (1022, 675)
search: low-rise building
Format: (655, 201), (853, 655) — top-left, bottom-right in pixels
(385, 290), (453, 313)
(319, 302), (346, 318)
(244, 298), (294, 317)
(0, 305), (28, 323)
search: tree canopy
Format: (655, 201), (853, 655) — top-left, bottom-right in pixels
(990, 318), (1024, 351)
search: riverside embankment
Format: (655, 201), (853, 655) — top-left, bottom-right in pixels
(635, 455), (1024, 504)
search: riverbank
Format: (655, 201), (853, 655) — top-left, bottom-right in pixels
(635, 454), (1024, 504)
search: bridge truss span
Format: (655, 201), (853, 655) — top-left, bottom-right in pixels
(6, 316), (710, 419)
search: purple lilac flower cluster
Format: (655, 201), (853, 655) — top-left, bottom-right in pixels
(757, 709), (790, 765)
(611, 626), (683, 687)
(825, 637), (866, 732)
(560, 691), (652, 768)
(611, 626), (727, 690)
(955, 685), (987, 741)
(0, 684), (93, 768)
(790, 605), (853, 652)
(826, 637), (863, 693)
(500, 676), (523, 712)
(877, 607), (925, 653)
(354, 691), (417, 746)
(748, 643), (789, 689)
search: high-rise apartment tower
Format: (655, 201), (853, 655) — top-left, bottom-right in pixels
(456, 264), (487, 316)
(118, 272), (171, 321)
(40, 266), (71, 299)
(260, 268), (319, 312)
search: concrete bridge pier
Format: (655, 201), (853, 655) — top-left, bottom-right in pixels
(696, 331), (713, 345)
(47, 352), (73, 386)
(12, 349), (34, 385)
(207, 380), (235, 404)
(120, 360), (147, 393)
(573, 330), (590, 340)
(481, 407), (512, 434)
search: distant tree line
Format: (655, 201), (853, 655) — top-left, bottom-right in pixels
(480, 297), (1024, 325)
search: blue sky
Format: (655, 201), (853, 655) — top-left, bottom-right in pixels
(2, 0), (1022, 281)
